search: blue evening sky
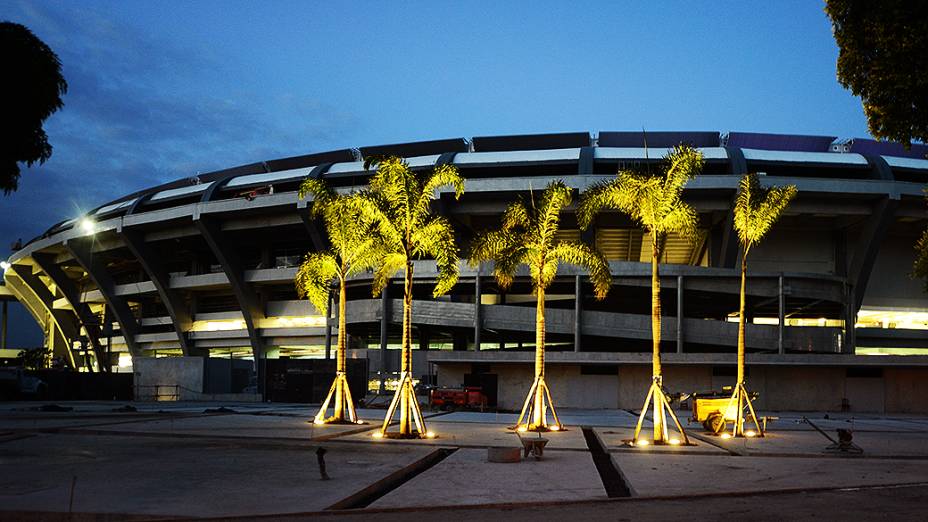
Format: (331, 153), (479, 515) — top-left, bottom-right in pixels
(1, 1), (869, 345)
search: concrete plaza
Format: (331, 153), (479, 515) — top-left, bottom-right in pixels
(0, 401), (926, 520)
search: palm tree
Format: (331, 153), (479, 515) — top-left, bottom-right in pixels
(470, 180), (611, 432)
(354, 156), (464, 438)
(726, 172), (797, 437)
(578, 144), (703, 445)
(296, 179), (385, 425)
(914, 189), (928, 291)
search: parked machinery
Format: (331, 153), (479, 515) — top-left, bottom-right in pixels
(429, 386), (488, 411)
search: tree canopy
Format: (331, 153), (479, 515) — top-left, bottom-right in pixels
(294, 178), (385, 315)
(733, 173), (798, 254)
(825, 1), (928, 147)
(0, 22), (68, 194)
(469, 180), (611, 299)
(578, 144), (703, 249)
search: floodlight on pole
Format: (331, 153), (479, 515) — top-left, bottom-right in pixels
(0, 260), (10, 271)
(79, 217), (96, 235)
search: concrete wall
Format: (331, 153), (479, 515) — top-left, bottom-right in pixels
(862, 233), (924, 310)
(133, 356), (205, 400)
(435, 362), (928, 413)
(749, 229), (835, 274)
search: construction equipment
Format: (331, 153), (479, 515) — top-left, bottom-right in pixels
(801, 416), (863, 454)
(429, 386), (488, 411)
(689, 388), (764, 435)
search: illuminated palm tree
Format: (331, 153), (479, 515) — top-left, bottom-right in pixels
(578, 145), (703, 445)
(297, 179), (385, 425)
(470, 180), (611, 432)
(354, 156), (464, 438)
(726, 172), (797, 437)
(914, 190), (928, 291)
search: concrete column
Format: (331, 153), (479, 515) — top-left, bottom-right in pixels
(1, 300), (7, 350)
(379, 282), (389, 393)
(574, 275), (582, 352)
(324, 288), (333, 360)
(676, 275), (684, 354)
(473, 271), (482, 351)
(778, 274), (785, 355)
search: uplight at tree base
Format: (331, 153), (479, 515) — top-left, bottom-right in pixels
(636, 439), (650, 447)
(372, 432), (383, 439)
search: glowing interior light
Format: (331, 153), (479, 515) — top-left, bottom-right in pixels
(637, 439), (649, 447)
(669, 438), (681, 445)
(425, 431), (435, 439)
(721, 433), (732, 439)
(372, 432), (383, 439)
(745, 430), (757, 438)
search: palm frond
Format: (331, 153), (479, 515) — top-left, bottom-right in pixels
(417, 163), (464, 218)
(577, 178), (621, 229)
(295, 252), (339, 315)
(411, 216), (460, 297)
(733, 173), (797, 250)
(371, 252), (407, 297)
(550, 242), (612, 299)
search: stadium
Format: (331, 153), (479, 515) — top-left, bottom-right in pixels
(3, 131), (928, 412)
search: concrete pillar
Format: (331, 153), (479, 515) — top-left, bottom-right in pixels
(324, 288), (333, 360)
(379, 282), (389, 393)
(574, 275), (582, 352)
(778, 274), (785, 355)
(1, 300), (7, 351)
(676, 275), (684, 354)
(473, 272), (482, 351)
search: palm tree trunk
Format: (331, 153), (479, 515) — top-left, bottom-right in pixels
(535, 286), (545, 379)
(334, 278), (347, 419)
(651, 235), (661, 378)
(737, 252), (747, 384)
(400, 261), (414, 435)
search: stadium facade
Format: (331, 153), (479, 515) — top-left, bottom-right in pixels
(4, 131), (928, 412)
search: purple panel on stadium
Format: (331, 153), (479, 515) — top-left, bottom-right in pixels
(848, 139), (928, 160)
(598, 131), (720, 148)
(727, 132), (836, 152)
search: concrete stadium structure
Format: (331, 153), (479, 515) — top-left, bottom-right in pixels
(4, 131), (928, 412)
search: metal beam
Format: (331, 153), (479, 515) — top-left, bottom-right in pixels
(33, 252), (107, 368)
(193, 217), (265, 363)
(119, 228), (200, 356)
(65, 238), (142, 357)
(848, 196), (900, 312)
(8, 265), (79, 368)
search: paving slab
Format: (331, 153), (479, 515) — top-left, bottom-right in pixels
(62, 412), (380, 441)
(340, 420), (590, 449)
(437, 409), (640, 428)
(704, 428), (928, 457)
(370, 448), (606, 508)
(614, 452), (928, 497)
(594, 427), (728, 454)
(0, 433), (432, 518)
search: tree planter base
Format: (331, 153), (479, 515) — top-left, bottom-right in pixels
(377, 371), (430, 438)
(313, 372), (360, 425)
(632, 377), (690, 446)
(724, 381), (764, 438)
(512, 376), (563, 432)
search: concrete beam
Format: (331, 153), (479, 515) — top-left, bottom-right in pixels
(6, 267), (78, 368)
(32, 253), (108, 369)
(65, 238), (142, 357)
(849, 196), (900, 312)
(193, 217), (265, 363)
(119, 228), (201, 356)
